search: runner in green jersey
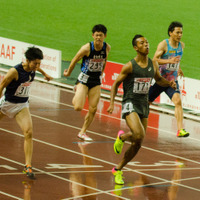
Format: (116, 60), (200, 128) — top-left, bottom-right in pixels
(107, 34), (176, 185)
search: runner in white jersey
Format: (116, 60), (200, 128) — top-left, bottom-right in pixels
(64, 24), (111, 141)
(0, 47), (53, 179)
(149, 21), (189, 137)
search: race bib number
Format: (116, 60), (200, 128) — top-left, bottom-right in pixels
(78, 72), (89, 83)
(166, 63), (179, 71)
(14, 82), (32, 97)
(122, 102), (134, 114)
(88, 59), (104, 72)
(133, 78), (152, 94)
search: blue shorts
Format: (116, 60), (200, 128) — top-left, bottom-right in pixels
(149, 81), (180, 102)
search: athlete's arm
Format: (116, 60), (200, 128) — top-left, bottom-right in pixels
(102, 43), (111, 72)
(107, 61), (132, 114)
(37, 67), (53, 81)
(63, 43), (90, 77)
(153, 40), (180, 65)
(153, 60), (176, 89)
(178, 41), (185, 77)
(0, 68), (18, 97)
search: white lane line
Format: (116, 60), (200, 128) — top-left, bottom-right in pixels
(1, 128), (200, 193)
(30, 114), (200, 166)
(0, 156), (130, 200)
(30, 94), (200, 143)
(0, 191), (23, 200)
(1, 167), (200, 177)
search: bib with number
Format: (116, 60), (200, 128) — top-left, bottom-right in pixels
(133, 78), (152, 94)
(88, 59), (104, 72)
(14, 82), (32, 97)
(166, 62), (180, 71)
(78, 72), (89, 83)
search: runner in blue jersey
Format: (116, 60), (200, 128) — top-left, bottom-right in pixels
(107, 35), (176, 185)
(64, 24), (111, 141)
(149, 21), (189, 137)
(0, 47), (53, 179)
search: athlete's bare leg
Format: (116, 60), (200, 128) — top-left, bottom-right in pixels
(80, 85), (101, 134)
(72, 83), (88, 111)
(15, 107), (33, 166)
(171, 93), (183, 130)
(116, 113), (147, 170)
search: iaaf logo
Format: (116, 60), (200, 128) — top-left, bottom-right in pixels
(0, 43), (16, 60)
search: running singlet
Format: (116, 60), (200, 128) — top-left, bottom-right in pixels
(5, 63), (35, 103)
(78, 41), (107, 84)
(123, 58), (154, 104)
(159, 39), (183, 81)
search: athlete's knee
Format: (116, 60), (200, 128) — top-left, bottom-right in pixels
(172, 94), (182, 106)
(73, 104), (83, 111)
(24, 129), (33, 140)
(89, 106), (97, 114)
(130, 129), (145, 143)
(73, 100), (84, 111)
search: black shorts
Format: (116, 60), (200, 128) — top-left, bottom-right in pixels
(121, 99), (149, 119)
(75, 79), (101, 90)
(76, 72), (101, 89)
(149, 81), (180, 102)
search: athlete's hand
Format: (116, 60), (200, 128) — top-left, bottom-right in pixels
(44, 74), (53, 81)
(169, 80), (177, 90)
(170, 56), (180, 64)
(63, 69), (70, 77)
(107, 103), (114, 114)
(178, 68), (184, 77)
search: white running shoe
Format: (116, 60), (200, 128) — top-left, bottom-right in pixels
(77, 133), (93, 141)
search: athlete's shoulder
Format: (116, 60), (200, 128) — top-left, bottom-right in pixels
(158, 39), (168, 47)
(78, 43), (91, 57)
(14, 63), (23, 69)
(81, 43), (90, 51)
(106, 43), (111, 52)
(156, 39), (168, 55)
(180, 41), (185, 49)
(122, 61), (132, 73)
(5, 67), (18, 81)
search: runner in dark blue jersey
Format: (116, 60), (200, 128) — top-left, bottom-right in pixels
(64, 24), (111, 141)
(0, 47), (52, 179)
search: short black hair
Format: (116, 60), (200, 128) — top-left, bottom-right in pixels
(92, 24), (107, 34)
(132, 34), (144, 47)
(25, 47), (43, 61)
(168, 21), (183, 36)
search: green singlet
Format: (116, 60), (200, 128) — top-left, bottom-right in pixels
(121, 58), (154, 119)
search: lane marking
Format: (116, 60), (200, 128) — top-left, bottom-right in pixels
(1, 128), (200, 193)
(1, 167), (200, 176)
(30, 94), (200, 143)
(0, 156), (130, 200)
(0, 191), (23, 200)
(30, 114), (200, 166)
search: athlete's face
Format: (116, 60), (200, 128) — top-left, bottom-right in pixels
(27, 59), (41, 71)
(92, 31), (106, 45)
(134, 37), (149, 55)
(169, 27), (183, 42)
